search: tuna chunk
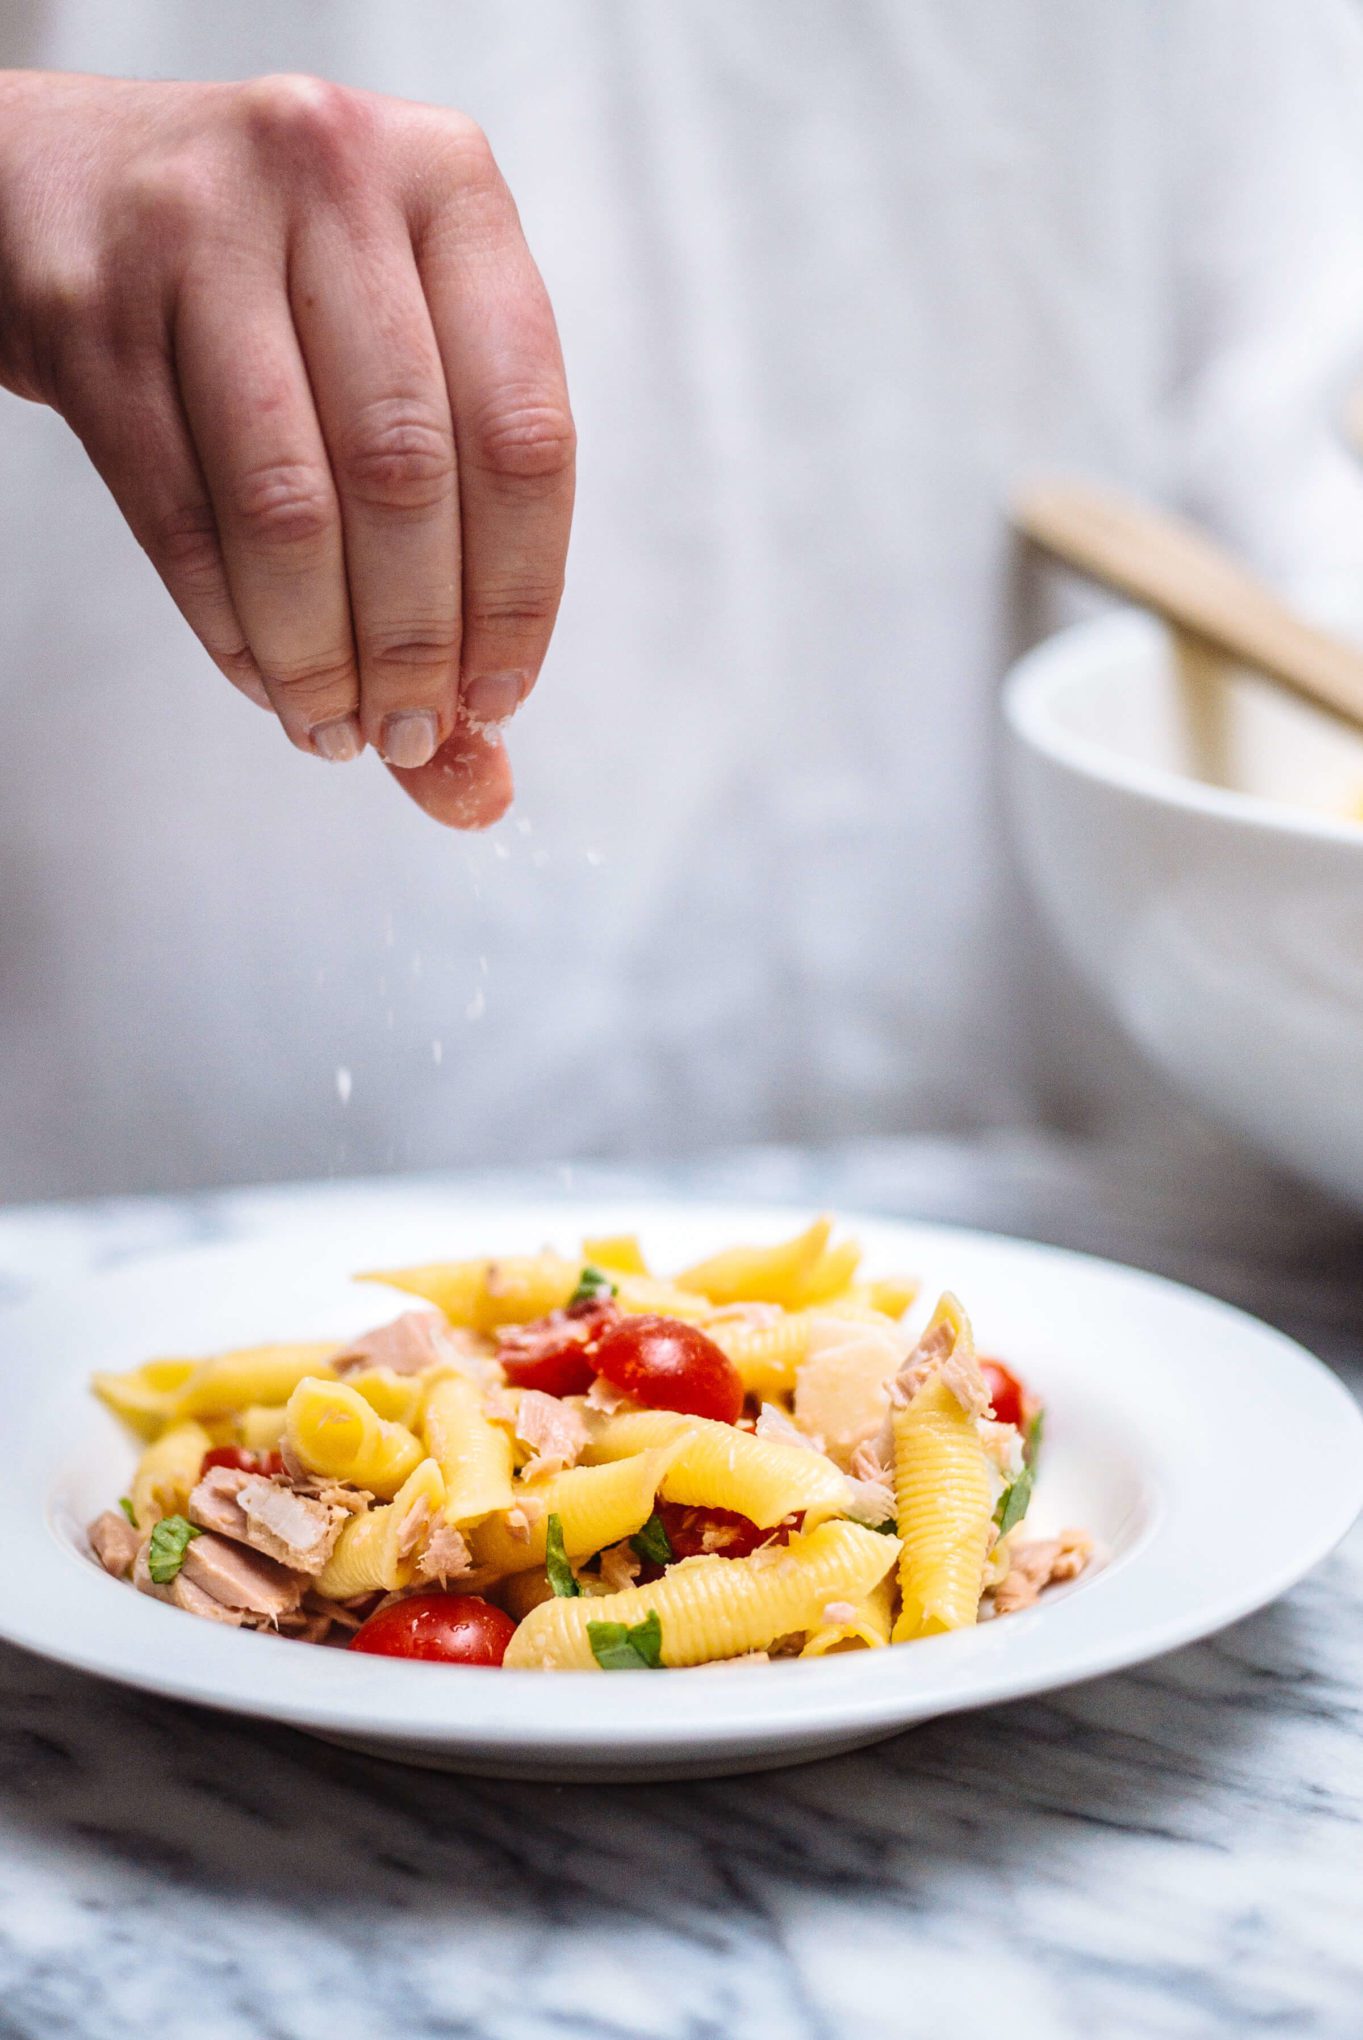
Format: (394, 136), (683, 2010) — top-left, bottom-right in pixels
(180, 1532), (306, 1620)
(88, 1510), (141, 1580)
(516, 1389), (587, 1478)
(333, 1310), (480, 1378)
(189, 1465), (346, 1575)
(991, 1530), (1092, 1616)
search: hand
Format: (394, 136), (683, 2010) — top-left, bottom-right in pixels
(0, 71), (576, 827)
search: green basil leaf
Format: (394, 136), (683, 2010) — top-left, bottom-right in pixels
(568, 1264), (617, 1308)
(588, 1609), (664, 1670)
(629, 1512), (674, 1567)
(118, 1496), (136, 1526)
(146, 1514), (201, 1585)
(1026, 1405), (1045, 1467)
(994, 1465), (1034, 1538)
(544, 1511), (581, 1597)
(871, 1517), (899, 1536)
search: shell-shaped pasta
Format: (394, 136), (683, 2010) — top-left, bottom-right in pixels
(285, 1377), (423, 1499)
(356, 1255), (578, 1329)
(347, 1367), (426, 1428)
(235, 1403), (288, 1454)
(422, 1371), (516, 1526)
(891, 1373), (994, 1641)
(800, 1571), (894, 1656)
(93, 1359), (196, 1441)
(787, 1238), (863, 1309)
(171, 1343), (340, 1422)
(706, 1313), (811, 1397)
(676, 1217), (833, 1307)
(315, 1458), (445, 1599)
(131, 1419), (213, 1528)
(580, 1233), (650, 1276)
(583, 1410), (850, 1527)
(613, 1275), (714, 1320)
(504, 1519), (900, 1669)
(469, 1445), (683, 1576)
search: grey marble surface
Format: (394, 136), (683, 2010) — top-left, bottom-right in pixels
(1, 1133), (1361, 2040)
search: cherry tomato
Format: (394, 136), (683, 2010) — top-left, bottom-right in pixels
(200, 1446), (284, 1479)
(654, 1500), (788, 1563)
(589, 1315), (743, 1424)
(980, 1360), (1028, 1430)
(349, 1592), (517, 1665)
(496, 1301), (618, 1397)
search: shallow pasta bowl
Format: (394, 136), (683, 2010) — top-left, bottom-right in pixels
(3, 1192), (1360, 1780)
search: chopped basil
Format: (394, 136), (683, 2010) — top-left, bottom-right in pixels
(587, 1609), (664, 1670)
(994, 1465), (1034, 1538)
(871, 1517), (899, 1536)
(118, 1496), (136, 1526)
(1026, 1406), (1045, 1467)
(568, 1264), (617, 1308)
(629, 1512), (674, 1567)
(146, 1514), (201, 1585)
(544, 1512), (580, 1598)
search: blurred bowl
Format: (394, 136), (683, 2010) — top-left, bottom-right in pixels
(1004, 609), (1363, 1209)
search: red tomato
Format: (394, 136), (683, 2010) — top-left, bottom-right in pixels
(496, 1302), (618, 1397)
(589, 1315), (743, 1424)
(654, 1500), (788, 1564)
(980, 1360), (1028, 1431)
(349, 1593), (517, 1666)
(200, 1446), (284, 1478)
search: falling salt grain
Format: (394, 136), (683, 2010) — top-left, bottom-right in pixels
(432, 1040), (444, 1065)
(335, 1067), (353, 1105)
(531, 849), (550, 869)
(465, 987), (486, 1022)
(585, 848), (605, 867)
(514, 817), (533, 836)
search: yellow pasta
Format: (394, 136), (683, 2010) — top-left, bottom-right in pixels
(583, 1409), (850, 1526)
(800, 1572), (895, 1656)
(347, 1367), (427, 1429)
(705, 1312), (811, 1397)
(613, 1275), (715, 1321)
(315, 1459), (445, 1599)
(505, 1520), (900, 1669)
(284, 1377), (423, 1499)
(356, 1254), (578, 1329)
(171, 1343), (340, 1422)
(130, 1419), (213, 1529)
(676, 1216), (833, 1307)
(891, 1295), (994, 1640)
(581, 1233), (650, 1276)
(92, 1358), (196, 1441)
(787, 1237), (863, 1309)
(234, 1403), (288, 1454)
(422, 1370), (516, 1527)
(469, 1445), (682, 1576)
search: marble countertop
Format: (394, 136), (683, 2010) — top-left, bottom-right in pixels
(1, 1133), (1361, 2040)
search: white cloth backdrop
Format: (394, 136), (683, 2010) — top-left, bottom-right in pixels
(2, 0), (1363, 1199)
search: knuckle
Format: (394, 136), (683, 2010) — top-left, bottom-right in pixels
(468, 580), (562, 632)
(362, 627), (460, 679)
(123, 154), (220, 243)
(338, 400), (455, 513)
(468, 394), (576, 491)
(149, 502), (223, 586)
(266, 653), (358, 713)
(230, 461), (336, 551)
(238, 74), (372, 171)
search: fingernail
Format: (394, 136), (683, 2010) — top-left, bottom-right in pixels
(311, 715), (365, 763)
(380, 710), (441, 768)
(462, 671), (529, 726)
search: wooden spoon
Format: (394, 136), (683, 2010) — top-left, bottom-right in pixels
(1012, 476), (1363, 734)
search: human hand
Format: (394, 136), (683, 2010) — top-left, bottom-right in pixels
(0, 70), (576, 826)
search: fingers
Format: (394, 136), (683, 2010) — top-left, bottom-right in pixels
(64, 359), (272, 711)
(414, 131), (575, 727)
(290, 217), (461, 768)
(386, 722), (514, 829)
(174, 269), (363, 759)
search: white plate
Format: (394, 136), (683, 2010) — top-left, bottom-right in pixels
(3, 1195), (1360, 1780)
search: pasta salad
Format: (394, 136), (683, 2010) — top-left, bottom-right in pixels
(85, 1218), (1091, 1669)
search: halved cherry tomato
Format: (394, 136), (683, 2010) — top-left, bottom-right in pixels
(496, 1301), (619, 1398)
(979, 1359), (1027, 1430)
(349, 1592), (517, 1665)
(589, 1315), (743, 1424)
(200, 1446), (284, 1479)
(655, 1500), (788, 1563)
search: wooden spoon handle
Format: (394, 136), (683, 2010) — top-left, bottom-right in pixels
(1012, 476), (1363, 733)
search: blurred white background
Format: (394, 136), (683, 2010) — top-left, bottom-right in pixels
(3, 0), (1363, 1201)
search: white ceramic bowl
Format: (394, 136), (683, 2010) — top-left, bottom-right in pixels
(1004, 610), (1363, 1210)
